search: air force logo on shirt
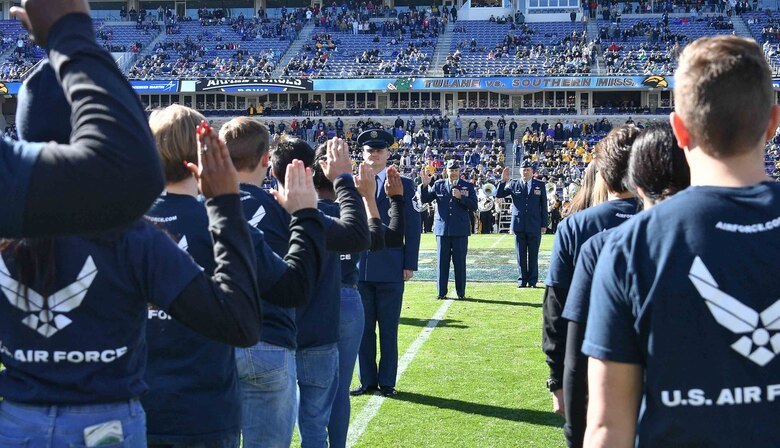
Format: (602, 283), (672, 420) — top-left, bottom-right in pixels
(178, 235), (189, 251)
(248, 205), (266, 227)
(689, 257), (780, 366)
(413, 193), (423, 213)
(0, 256), (98, 338)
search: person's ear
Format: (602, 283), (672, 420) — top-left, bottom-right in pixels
(764, 104), (780, 143)
(670, 111), (691, 151)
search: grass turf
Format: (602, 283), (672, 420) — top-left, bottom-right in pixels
(343, 234), (564, 447)
(289, 234), (561, 446)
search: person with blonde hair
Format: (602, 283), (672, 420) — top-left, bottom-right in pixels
(0, 88), (268, 447)
(584, 36), (780, 448)
(562, 123), (690, 448)
(143, 106), (326, 448)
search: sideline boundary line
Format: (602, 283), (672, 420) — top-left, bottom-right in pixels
(346, 299), (455, 447)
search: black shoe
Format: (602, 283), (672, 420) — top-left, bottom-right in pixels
(458, 296), (467, 300)
(350, 385), (379, 396)
(379, 386), (398, 398)
(436, 296), (446, 300)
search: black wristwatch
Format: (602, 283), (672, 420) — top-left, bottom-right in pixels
(546, 378), (562, 392)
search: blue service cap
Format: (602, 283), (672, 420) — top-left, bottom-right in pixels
(446, 159), (461, 169)
(520, 160), (533, 169)
(357, 129), (393, 150)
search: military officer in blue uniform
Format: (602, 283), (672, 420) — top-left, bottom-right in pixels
(353, 129), (422, 398)
(419, 159), (477, 300)
(497, 161), (548, 288)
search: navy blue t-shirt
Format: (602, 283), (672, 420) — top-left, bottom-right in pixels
(0, 139), (43, 235)
(239, 184), (297, 349)
(296, 200), (342, 348)
(142, 194), (240, 441)
(0, 221), (200, 404)
(545, 198), (638, 288)
(341, 251), (360, 287)
(561, 228), (614, 324)
(584, 183), (780, 447)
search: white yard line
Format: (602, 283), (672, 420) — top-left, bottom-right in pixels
(346, 299), (455, 447)
(489, 234), (507, 249)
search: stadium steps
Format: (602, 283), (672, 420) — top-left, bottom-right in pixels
(730, 15), (753, 39)
(429, 21), (455, 77)
(587, 19), (604, 75)
(272, 21), (316, 78)
(125, 23), (167, 70)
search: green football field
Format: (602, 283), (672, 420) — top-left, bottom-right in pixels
(333, 234), (565, 447)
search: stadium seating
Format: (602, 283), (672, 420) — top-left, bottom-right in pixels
(446, 20), (592, 76)
(284, 11), (441, 79)
(128, 18), (298, 79)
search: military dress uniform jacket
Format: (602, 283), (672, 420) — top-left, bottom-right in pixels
(497, 178), (549, 234)
(420, 179), (478, 237)
(359, 176), (421, 283)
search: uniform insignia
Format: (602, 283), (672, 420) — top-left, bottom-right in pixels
(689, 257), (780, 366)
(0, 256), (98, 338)
(371, 131), (378, 138)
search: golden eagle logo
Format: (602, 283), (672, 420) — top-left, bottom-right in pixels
(0, 83), (8, 94)
(642, 75), (668, 88)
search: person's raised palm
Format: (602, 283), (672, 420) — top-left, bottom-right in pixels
(420, 167), (432, 186)
(385, 166), (403, 197)
(501, 167), (511, 182)
(355, 163), (376, 199)
(271, 160), (317, 214)
(320, 137), (352, 181)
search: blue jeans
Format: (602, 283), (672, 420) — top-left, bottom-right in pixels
(236, 343), (297, 448)
(328, 287), (366, 448)
(442, 127), (450, 140)
(0, 399), (146, 448)
(148, 434), (239, 448)
(297, 343), (339, 448)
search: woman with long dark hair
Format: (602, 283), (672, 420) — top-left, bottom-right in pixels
(0, 121), (272, 447)
(561, 123), (690, 448)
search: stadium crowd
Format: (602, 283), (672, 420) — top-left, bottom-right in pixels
(2, 2), (780, 448)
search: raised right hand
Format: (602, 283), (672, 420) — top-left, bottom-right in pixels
(186, 122), (239, 198)
(319, 137), (352, 181)
(420, 167), (432, 186)
(271, 160), (317, 214)
(385, 166), (403, 197)
(11, 0), (91, 48)
(501, 167), (511, 182)
(355, 163), (376, 199)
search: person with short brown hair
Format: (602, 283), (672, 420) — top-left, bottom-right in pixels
(219, 117), (270, 172)
(673, 36), (773, 159)
(583, 35), (780, 447)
